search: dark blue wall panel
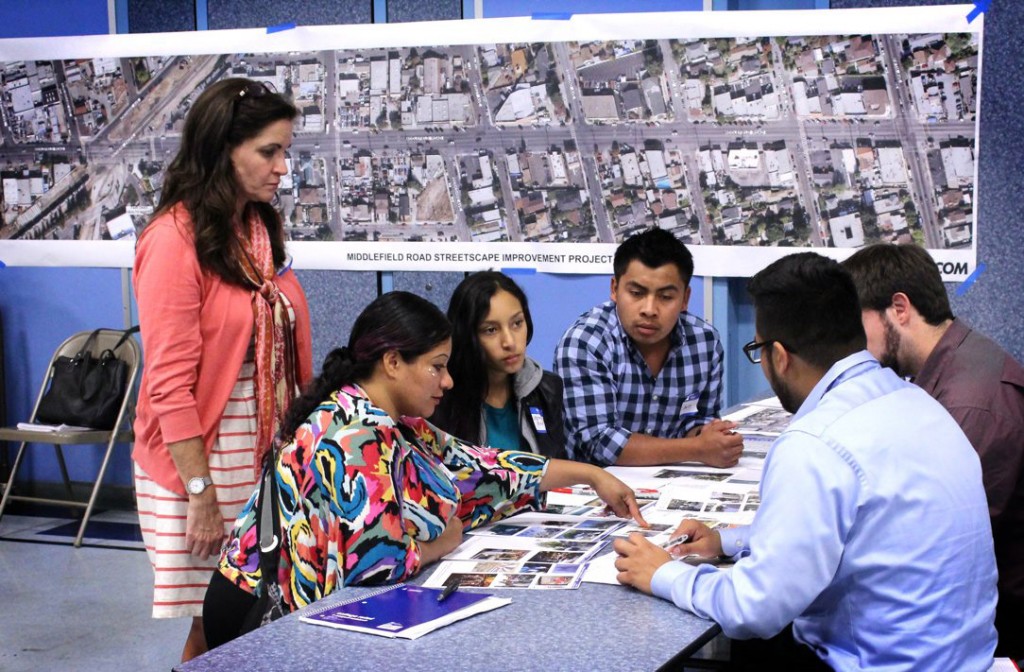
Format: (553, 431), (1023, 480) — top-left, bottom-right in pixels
(482, 0), (702, 18)
(295, 270), (379, 376)
(127, 0), (196, 33)
(388, 0), (462, 23)
(206, 0), (372, 29)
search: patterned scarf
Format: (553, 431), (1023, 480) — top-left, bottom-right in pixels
(241, 218), (298, 472)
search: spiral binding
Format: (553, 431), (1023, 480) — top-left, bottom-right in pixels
(302, 583), (406, 617)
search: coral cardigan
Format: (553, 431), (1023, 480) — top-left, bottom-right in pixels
(132, 205), (313, 496)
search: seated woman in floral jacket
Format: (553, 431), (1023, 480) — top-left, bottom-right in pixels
(204, 291), (645, 648)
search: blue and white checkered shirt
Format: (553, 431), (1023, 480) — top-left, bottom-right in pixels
(553, 301), (724, 466)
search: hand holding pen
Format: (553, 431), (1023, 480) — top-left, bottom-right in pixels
(661, 533), (690, 558)
(437, 577), (461, 602)
(664, 519), (724, 560)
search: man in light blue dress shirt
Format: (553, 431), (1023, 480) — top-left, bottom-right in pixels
(614, 252), (998, 671)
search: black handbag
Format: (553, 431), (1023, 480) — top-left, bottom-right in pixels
(239, 462), (286, 634)
(35, 326), (140, 430)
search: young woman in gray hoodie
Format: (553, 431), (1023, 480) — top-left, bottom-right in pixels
(433, 271), (566, 458)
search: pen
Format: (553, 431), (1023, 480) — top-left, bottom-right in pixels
(661, 533), (690, 551)
(437, 578), (460, 602)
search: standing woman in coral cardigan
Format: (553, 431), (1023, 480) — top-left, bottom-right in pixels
(132, 77), (312, 662)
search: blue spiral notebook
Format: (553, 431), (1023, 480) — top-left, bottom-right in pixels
(299, 585), (512, 639)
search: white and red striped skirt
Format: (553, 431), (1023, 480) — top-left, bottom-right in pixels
(134, 358), (260, 619)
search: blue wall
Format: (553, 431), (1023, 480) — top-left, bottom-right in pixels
(0, 1), (110, 37)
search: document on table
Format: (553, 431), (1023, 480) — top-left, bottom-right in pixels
(425, 515), (632, 590)
(16, 422), (94, 432)
(655, 481), (759, 525)
(722, 403), (793, 436)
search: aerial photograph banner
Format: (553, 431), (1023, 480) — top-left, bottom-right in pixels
(0, 5), (980, 278)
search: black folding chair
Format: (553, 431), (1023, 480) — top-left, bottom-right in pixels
(0, 329), (141, 547)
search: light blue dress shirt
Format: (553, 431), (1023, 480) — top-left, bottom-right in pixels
(651, 351), (998, 671)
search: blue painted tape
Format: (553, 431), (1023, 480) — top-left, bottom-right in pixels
(502, 267), (537, 275)
(955, 262), (987, 296)
(532, 12), (573, 20)
(966, 0), (989, 24)
(267, 22), (297, 34)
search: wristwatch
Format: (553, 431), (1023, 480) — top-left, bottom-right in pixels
(186, 476), (213, 496)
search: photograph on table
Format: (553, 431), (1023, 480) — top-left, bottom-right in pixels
(609, 521), (675, 538)
(739, 434), (774, 460)
(470, 549), (532, 562)
(655, 481), (760, 526)
(653, 469), (731, 481)
(424, 556), (587, 590)
(723, 404), (794, 436)
(515, 526), (565, 539)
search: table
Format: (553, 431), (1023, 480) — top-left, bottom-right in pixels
(177, 576), (720, 672)
(175, 402), (789, 672)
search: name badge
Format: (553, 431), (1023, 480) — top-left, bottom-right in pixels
(680, 393), (699, 416)
(529, 406), (548, 433)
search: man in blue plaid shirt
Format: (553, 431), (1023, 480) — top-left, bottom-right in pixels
(554, 228), (743, 467)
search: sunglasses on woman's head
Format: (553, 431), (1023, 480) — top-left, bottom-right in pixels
(237, 80), (277, 99)
(232, 81), (278, 120)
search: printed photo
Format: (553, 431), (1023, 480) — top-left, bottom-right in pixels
(529, 550), (585, 564)
(516, 526), (563, 539)
(611, 522), (672, 537)
(666, 499), (703, 512)
(480, 523), (529, 536)
(709, 491), (744, 504)
(471, 549), (531, 562)
(557, 528), (605, 542)
(537, 575), (573, 587)
(655, 469), (729, 481)
(704, 501), (741, 514)
(553, 563), (583, 573)
(519, 562), (552, 574)
(492, 573), (539, 588)
(537, 541), (594, 553)
(473, 561), (522, 573)
(575, 519), (622, 530)
(452, 573), (496, 588)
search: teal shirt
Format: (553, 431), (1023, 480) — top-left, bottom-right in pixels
(483, 401), (523, 451)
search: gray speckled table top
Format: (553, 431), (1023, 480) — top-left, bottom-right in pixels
(178, 579), (719, 672)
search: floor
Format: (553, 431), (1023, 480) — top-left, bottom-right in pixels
(0, 505), (188, 672)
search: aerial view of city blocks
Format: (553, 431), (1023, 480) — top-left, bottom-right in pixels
(1, 32), (977, 251)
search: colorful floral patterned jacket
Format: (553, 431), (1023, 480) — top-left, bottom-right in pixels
(218, 383), (548, 610)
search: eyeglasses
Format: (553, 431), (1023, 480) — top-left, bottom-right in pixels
(742, 339), (795, 364)
(237, 80), (277, 99)
(232, 81), (277, 118)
